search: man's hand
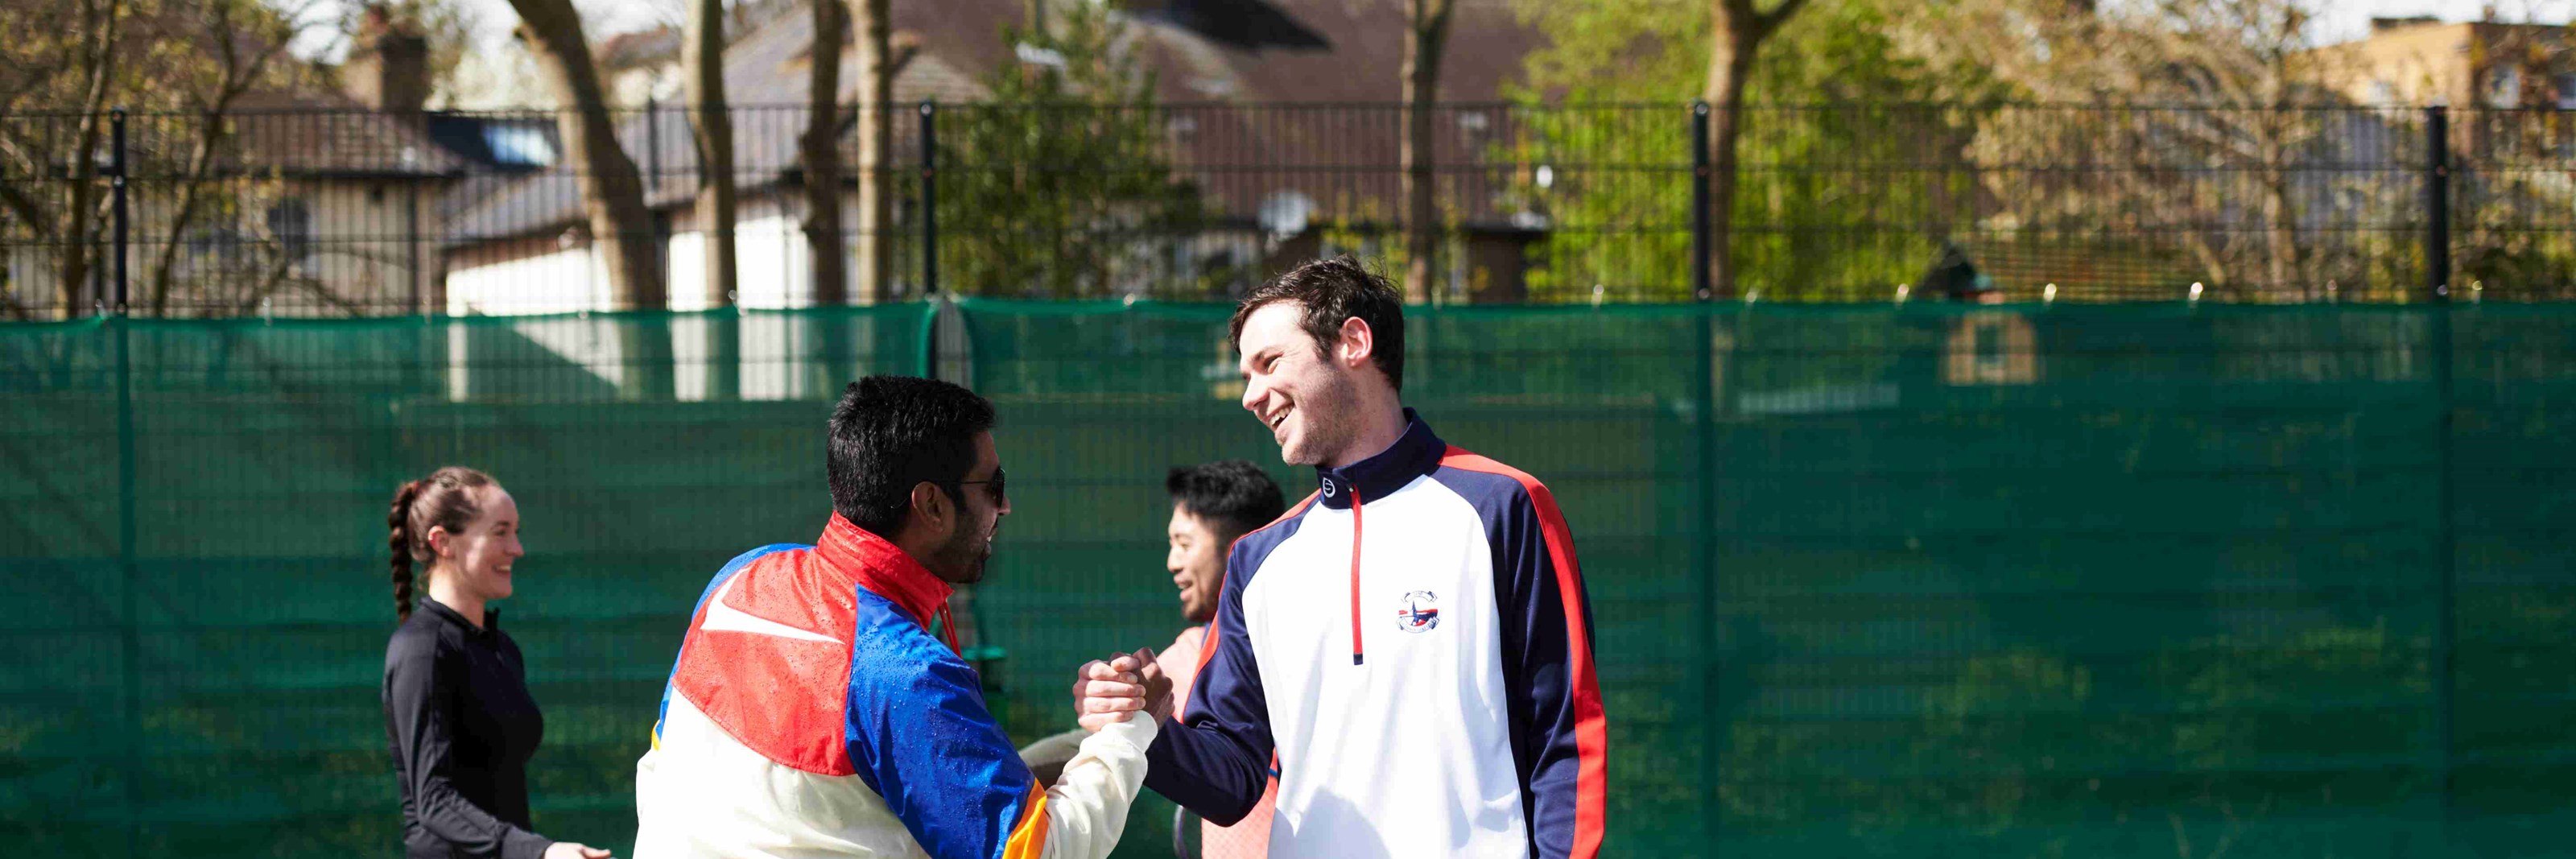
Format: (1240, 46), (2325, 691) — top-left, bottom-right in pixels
(1071, 647), (1173, 732)
(543, 843), (613, 859)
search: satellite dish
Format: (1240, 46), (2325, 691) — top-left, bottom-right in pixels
(1257, 192), (1315, 239)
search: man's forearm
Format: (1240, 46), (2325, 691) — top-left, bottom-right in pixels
(1030, 716), (1158, 859)
(1141, 717), (1268, 825)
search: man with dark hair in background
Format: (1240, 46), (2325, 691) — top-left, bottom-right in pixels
(1077, 257), (1609, 858)
(634, 375), (1168, 859)
(1158, 461), (1285, 857)
(1024, 461), (1285, 857)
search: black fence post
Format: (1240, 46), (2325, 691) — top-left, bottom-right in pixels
(920, 101), (939, 298)
(2427, 106), (2450, 301)
(109, 107), (129, 314)
(1690, 98), (1721, 853)
(2426, 107), (2460, 853)
(112, 289), (140, 859)
(1693, 101), (1713, 302)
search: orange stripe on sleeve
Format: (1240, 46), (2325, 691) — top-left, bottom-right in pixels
(1000, 778), (1050, 859)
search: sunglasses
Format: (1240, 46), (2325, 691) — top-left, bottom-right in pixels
(945, 468), (1005, 503)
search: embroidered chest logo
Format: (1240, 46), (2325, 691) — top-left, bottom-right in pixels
(1394, 590), (1440, 633)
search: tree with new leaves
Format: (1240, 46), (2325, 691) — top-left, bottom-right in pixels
(1, 0), (127, 316)
(936, 1), (1215, 298)
(0, 0), (324, 318)
(503, 0), (665, 309)
(142, 0), (303, 316)
(1926, 0), (2351, 300)
(1508, 0), (1977, 300)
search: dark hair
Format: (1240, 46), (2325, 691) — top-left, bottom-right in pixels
(828, 375), (998, 536)
(1166, 460), (1288, 543)
(388, 466), (497, 622)
(1228, 255), (1406, 390)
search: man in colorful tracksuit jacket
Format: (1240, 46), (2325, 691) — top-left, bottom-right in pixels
(634, 514), (1154, 858)
(1141, 414), (1609, 857)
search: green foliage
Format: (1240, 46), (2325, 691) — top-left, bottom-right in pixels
(935, 2), (1227, 299)
(1504, 0), (1995, 301)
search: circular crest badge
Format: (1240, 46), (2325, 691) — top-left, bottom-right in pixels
(1394, 590), (1439, 633)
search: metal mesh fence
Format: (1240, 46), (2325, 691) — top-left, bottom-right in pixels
(17, 104), (2576, 319)
(2, 301), (2570, 857)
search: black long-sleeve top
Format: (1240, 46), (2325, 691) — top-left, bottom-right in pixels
(382, 597), (554, 859)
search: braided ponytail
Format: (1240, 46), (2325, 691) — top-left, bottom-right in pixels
(389, 480), (427, 622)
(387, 467), (497, 622)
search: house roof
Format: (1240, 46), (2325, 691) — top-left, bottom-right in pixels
(213, 89), (470, 178)
(444, 0), (1543, 246)
(446, 2), (990, 244)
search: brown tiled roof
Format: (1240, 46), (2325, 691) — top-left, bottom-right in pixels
(447, 0), (1542, 244)
(143, 89), (469, 179)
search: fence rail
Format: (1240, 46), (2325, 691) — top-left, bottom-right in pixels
(8, 101), (2576, 318)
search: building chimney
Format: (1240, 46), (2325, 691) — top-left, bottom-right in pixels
(346, 5), (431, 115)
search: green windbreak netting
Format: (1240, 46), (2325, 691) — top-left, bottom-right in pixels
(3, 301), (2572, 857)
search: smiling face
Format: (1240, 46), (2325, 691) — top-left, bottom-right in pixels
(1236, 302), (1368, 467)
(1166, 504), (1227, 623)
(430, 485), (523, 605)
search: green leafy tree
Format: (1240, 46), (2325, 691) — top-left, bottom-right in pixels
(1505, 0), (1990, 302)
(935, 2), (1220, 299)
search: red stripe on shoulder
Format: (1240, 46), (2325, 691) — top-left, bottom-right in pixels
(1439, 446), (1609, 857)
(671, 549), (862, 776)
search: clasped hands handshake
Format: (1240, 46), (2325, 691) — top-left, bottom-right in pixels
(1070, 647), (1174, 732)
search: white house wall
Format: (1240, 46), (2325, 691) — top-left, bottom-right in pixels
(664, 199), (821, 310)
(448, 194), (863, 316)
(444, 237), (611, 316)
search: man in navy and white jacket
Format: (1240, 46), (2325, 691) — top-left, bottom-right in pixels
(1075, 257), (1608, 857)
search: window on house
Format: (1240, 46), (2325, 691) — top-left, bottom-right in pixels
(484, 125), (554, 167)
(265, 198), (315, 273)
(2490, 65), (2522, 106)
(2555, 73), (2576, 109)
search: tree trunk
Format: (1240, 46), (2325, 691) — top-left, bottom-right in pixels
(686, 0), (737, 308)
(151, 22), (287, 316)
(1703, 26), (1755, 299)
(852, 0), (897, 304)
(506, 0), (664, 311)
(803, 0), (848, 304)
(2261, 128), (2296, 300)
(147, 115), (226, 316)
(1702, 0), (1802, 300)
(60, 0), (125, 316)
(1399, 0), (1454, 304)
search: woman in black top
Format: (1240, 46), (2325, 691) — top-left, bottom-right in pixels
(383, 467), (612, 859)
